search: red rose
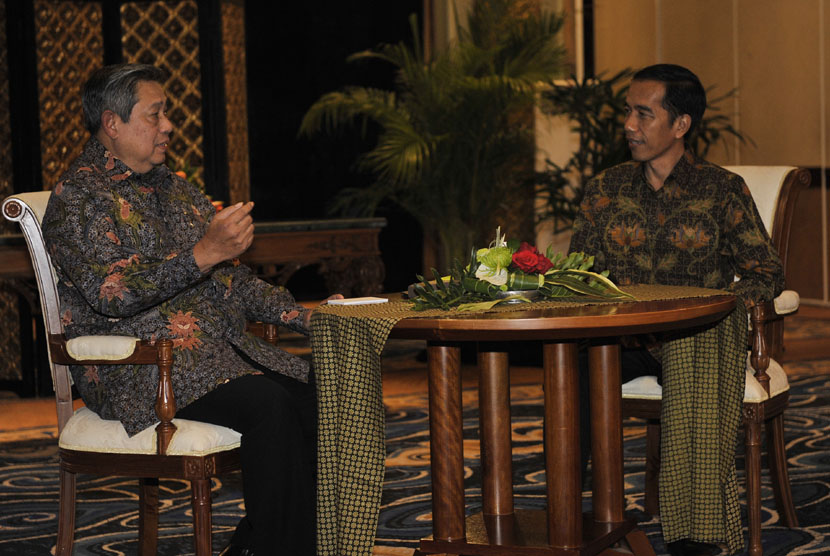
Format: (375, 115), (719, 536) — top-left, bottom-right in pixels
(512, 250), (538, 272)
(512, 242), (553, 273)
(535, 255), (553, 273)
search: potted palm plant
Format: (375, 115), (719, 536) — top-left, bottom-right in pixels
(299, 0), (566, 272)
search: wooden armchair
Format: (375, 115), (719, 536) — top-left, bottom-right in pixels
(2, 191), (277, 555)
(620, 167), (809, 556)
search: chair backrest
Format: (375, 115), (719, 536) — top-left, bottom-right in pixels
(2, 191), (75, 430)
(723, 166), (810, 270)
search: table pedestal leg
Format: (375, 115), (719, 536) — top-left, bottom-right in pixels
(420, 340), (656, 556)
(543, 341), (582, 549)
(426, 342), (466, 543)
(589, 343), (624, 524)
(590, 343), (656, 556)
(479, 346), (515, 545)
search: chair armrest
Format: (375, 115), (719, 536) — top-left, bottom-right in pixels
(749, 301), (776, 395)
(48, 333), (159, 365)
(748, 290), (798, 394)
(774, 289), (799, 316)
(50, 321), (279, 364)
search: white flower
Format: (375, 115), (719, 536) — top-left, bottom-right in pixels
(475, 263), (508, 286)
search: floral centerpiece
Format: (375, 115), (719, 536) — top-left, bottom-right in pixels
(409, 227), (633, 311)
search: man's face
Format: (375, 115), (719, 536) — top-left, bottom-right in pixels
(109, 80), (172, 174)
(624, 79), (687, 165)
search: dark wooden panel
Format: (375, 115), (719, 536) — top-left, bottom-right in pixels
(788, 175), (830, 301)
(243, 228), (380, 264)
(0, 245), (34, 278)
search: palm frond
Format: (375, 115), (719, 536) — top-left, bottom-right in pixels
(358, 123), (435, 186)
(298, 87), (399, 137)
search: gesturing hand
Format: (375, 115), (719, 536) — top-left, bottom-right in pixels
(303, 294), (345, 328)
(193, 201), (255, 272)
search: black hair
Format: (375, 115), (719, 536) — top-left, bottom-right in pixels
(632, 63), (706, 135)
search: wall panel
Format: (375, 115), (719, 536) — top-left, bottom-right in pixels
(593, 0), (656, 74)
(737, 0), (820, 166)
(659, 1), (735, 165)
(222, 0), (249, 204)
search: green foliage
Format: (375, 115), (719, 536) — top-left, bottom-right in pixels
(535, 70), (754, 232)
(408, 249), (632, 311)
(299, 0), (566, 272)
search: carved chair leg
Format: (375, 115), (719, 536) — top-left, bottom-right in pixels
(644, 420), (661, 516)
(138, 477), (159, 556)
(55, 465), (76, 556)
(745, 420), (763, 556)
(766, 414), (799, 527)
(191, 478), (213, 556)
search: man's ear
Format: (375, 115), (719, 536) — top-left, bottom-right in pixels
(100, 110), (119, 139)
(674, 114), (692, 139)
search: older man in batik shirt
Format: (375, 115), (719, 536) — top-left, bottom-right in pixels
(42, 64), (330, 556)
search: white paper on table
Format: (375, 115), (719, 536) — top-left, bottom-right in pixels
(326, 297), (389, 306)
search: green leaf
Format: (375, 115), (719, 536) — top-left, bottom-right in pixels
(655, 253), (677, 272)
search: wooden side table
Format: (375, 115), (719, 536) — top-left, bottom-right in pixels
(389, 290), (736, 555)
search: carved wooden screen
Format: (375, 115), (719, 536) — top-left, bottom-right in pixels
(120, 0), (206, 189)
(0, 0), (21, 383)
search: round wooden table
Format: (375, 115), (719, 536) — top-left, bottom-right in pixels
(388, 289), (737, 556)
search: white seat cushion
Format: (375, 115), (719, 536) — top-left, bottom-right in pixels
(621, 352), (789, 404)
(58, 407), (241, 456)
(621, 375), (662, 399)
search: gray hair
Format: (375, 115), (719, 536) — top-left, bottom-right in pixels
(82, 63), (167, 134)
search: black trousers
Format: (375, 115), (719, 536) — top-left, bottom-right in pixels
(578, 345), (662, 485)
(176, 371), (318, 555)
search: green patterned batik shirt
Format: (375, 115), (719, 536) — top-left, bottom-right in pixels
(569, 150), (784, 306)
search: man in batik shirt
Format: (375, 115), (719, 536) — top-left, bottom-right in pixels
(42, 64), (336, 556)
(569, 64), (784, 556)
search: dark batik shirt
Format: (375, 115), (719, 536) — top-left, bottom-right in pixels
(569, 151), (785, 304)
(43, 137), (311, 435)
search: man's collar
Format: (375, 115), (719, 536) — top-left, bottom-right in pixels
(635, 148), (697, 189)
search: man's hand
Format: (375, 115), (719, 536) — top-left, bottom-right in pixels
(193, 202), (254, 272)
(303, 293), (345, 328)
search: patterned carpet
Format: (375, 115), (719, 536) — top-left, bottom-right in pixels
(1, 362), (830, 555)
